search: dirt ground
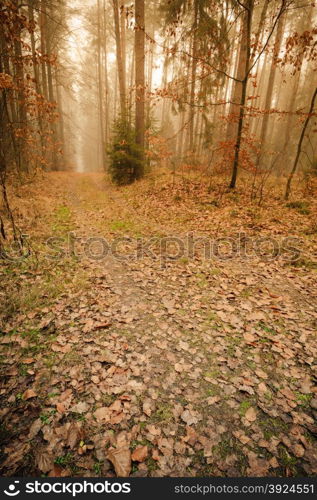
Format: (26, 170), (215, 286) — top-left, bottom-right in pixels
(0, 172), (316, 477)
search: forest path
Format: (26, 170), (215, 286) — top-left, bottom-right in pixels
(1, 172), (317, 477)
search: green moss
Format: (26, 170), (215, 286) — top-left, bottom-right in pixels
(150, 403), (173, 423)
(54, 452), (73, 467)
(146, 457), (159, 472)
(279, 446), (297, 467)
(259, 417), (289, 439)
(296, 393), (312, 408)
(93, 462), (102, 475)
(239, 400), (252, 416)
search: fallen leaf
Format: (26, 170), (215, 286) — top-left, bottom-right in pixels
(293, 444), (305, 458)
(70, 401), (89, 414)
(28, 418), (42, 439)
(66, 422), (83, 449)
(56, 403), (65, 414)
(181, 409), (198, 425)
(245, 407), (257, 422)
(22, 389), (37, 400)
(107, 446), (131, 477)
(94, 407), (110, 422)
(36, 450), (54, 473)
(131, 446), (148, 462)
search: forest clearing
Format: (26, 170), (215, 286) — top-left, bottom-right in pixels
(1, 0), (317, 482)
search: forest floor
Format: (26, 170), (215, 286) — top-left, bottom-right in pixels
(0, 171), (317, 477)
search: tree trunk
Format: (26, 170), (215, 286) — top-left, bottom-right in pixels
(55, 66), (65, 162)
(112, 0), (126, 118)
(285, 87), (317, 200)
(229, 1), (254, 189)
(226, 18), (247, 144)
(128, 49), (135, 126)
(97, 0), (106, 169)
(103, 0), (109, 148)
(135, 0), (145, 150)
(256, 13), (285, 165)
(45, 2), (58, 169)
(280, 8), (313, 163)
(40, 0), (48, 99)
(188, 1), (199, 152)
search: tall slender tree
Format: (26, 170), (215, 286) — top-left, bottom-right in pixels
(135, 0), (145, 150)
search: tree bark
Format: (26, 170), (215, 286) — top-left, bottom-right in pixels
(97, 0), (106, 169)
(40, 0), (48, 100)
(229, 1), (254, 189)
(256, 13), (285, 166)
(285, 87), (317, 200)
(112, 0), (126, 118)
(188, 1), (199, 153)
(135, 0), (145, 150)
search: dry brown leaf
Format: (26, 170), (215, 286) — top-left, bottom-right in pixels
(56, 402), (65, 414)
(51, 343), (71, 353)
(110, 412), (125, 424)
(66, 422), (83, 449)
(107, 446), (131, 477)
(131, 445), (148, 462)
(28, 418), (42, 439)
(36, 450), (54, 473)
(22, 358), (35, 364)
(70, 401), (89, 414)
(175, 363), (183, 373)
(245, 407), (257, 422)
(48, 465), (64, 477)
(150, 449), (159, 463)
(142, 399), (153, 416)
(244, 332), (256, 342)
(293, 444), (305, 458)
(109, 400), (122, 412)
(181, 409), (198, 425)
(94, 407), (110, 422)
(183, 426), (198, 446)
(22, 389), (37, 400)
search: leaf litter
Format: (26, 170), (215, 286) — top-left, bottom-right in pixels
(0, 173), (317, 477)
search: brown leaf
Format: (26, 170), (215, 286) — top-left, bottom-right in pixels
(2, 443), (30, 472)
(28, 418), (42, 439)
(94, 407), (110, 422)
(36, 450), (54, 473)
(22, 389), (37, 400)
(109, 400), (122, 413)
(142, 399), (153, 416)
(245, 407), (257, 422)
(131, 445), (148, 462)
(244, 332), (256, 342)
(181, 409), (199, 425)
(70, 401), (89, 414)
(183, 426), (198, 446)
(48, 465), (64, 477)
(107, 446), (131, 477)
(66, 422), (83, 449)
(56, 402), (65, 414)
(51, 343), (71, 353)
(110, 412), (125, 424)
(233, 430), (250, 445)
(22, 357), (35, 364)
(293, 444), (305, 458)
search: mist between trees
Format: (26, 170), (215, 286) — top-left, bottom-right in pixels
(1, 1), (317, 195)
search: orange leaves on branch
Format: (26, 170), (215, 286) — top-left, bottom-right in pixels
(0, 73), (14, 89)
